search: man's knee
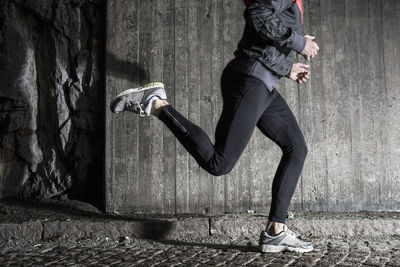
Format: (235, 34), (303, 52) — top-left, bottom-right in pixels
(280, 120), (308, 159)
(288, 135), (308, 162)
(207, 159), (235, 177)
(280, 136), (308, 161)
(297, 141), (308, 159)
(208, 165), (234, 177)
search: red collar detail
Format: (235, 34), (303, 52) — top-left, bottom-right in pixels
(243, 0), (303, 24)
(244, 0), (252, 7)
(294, 0), (303, 23)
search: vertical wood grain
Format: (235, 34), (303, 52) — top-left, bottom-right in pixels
(234, 0), (252, 214)
(345, 0), (367, 210)
(196, 0), (213, 214)
(222, 0), (240, 213)
(210, 0), (225, 213)
(138, 0), (164, 212)
(105, 0), (140, 213)
(175, 0), (190, 213)
(382, 0), (400, 210)
(325, 0), (349, 210)
(186, 0), (202, 213)
(301, 0), (328, 211)
(162, 0), (176, 213)
(106, 0), (400, 214)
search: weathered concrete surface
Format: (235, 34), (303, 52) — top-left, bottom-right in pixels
(0, 222), (42, 244)
(210, 216), (400, 240)
(42, 219), (209, 241)
(0, 200), (399, 244)
(0, 0), (105, 206)
(1, 215), (400, 245)
(106, 0), (400, 214)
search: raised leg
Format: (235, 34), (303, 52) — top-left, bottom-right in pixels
(156, 67), (277, 176)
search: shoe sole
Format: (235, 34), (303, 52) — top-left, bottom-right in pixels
(110, 82), (165, 113)
(260, 244), (314, 253)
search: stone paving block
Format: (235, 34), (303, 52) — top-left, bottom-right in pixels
(210, 215), (400, 239)
(0, 221), (42, 243)
(287, 218), (400, 237)
(42, 221), (121, 239)
(163, 218), (209, 239)
(42, 218), (209, 241)
(210, 216), (265, 239)
(0, 235), (398, 266)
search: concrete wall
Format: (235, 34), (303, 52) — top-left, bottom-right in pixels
(105, 0), (400, 214)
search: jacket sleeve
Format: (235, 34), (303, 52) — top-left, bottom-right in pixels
(285, 62), (293, 78)
(245, 0), (306, 53)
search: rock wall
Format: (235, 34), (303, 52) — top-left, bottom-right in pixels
(0, 0), (105, 207)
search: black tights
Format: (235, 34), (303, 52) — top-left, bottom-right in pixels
(158, 67), (307, 223)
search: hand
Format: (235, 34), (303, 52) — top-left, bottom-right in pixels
(290, 63), (310, 84)
(301, 35), (319, 60)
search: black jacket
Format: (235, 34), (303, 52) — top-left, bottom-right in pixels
(235, 0), (306, 78)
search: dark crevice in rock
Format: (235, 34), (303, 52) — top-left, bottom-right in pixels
(0, 0), (105, 208)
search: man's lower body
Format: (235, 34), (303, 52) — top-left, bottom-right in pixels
(110, 66), (313, 252)
(158, 67), (307, 224)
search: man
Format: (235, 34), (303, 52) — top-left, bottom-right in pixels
(110, 0), (319, 253)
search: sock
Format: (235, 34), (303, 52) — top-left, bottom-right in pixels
(269, 231), (283, 236)
(265, 227), (284, 236)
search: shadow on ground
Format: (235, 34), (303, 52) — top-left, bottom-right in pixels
(157, 239), (260, 253)
(0, 198), (213, 242)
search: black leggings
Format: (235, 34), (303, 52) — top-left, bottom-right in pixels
(158, 67), (308, 223)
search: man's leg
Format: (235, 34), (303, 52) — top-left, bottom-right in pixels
(256, 90), (308, 234)
(154, 68), (277, 176)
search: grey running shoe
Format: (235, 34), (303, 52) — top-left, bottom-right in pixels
(259, 225), (314, 253)
(110, 82), (167, 116)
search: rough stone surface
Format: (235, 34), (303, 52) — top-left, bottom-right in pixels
(42, 219), (209, 241)
(0, 0), (105, 206)
(0, 235), (399, 266)
(0, 222), (42, 244)
(1, 200), (400, 246)
(210, 216), (400, 240)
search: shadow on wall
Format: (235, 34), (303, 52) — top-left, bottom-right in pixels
(106, 51), (149, 84)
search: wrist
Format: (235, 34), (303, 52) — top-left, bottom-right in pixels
(292, 32), (307, 54)
(285, 62), (294, 79)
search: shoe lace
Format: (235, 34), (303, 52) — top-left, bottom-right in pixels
(127, 99), (146, 117)
(286, 228), (297, 237)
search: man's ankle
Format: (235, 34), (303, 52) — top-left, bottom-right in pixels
(266, 228), (283, 236)
(151, 99), (169, 117)
(265, 221), (285, 235)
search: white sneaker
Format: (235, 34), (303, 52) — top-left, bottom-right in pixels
(259, 225), (314, 253)
(110, 82), (167, 116)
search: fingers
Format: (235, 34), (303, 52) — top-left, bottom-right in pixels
(294, 67), (311, 84)
(308, 45), (319, 60)
(305, 49), (316, 60)
(291, 63), (311, 84)
(297, 75), (308, 84)
(299, 64), (310, 70)
(304, 36), (319, 60)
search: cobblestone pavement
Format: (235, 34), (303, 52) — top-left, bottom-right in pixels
(0, 235), (399, 266)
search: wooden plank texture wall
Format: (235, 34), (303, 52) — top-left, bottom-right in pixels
(105, 0), (400, 214)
